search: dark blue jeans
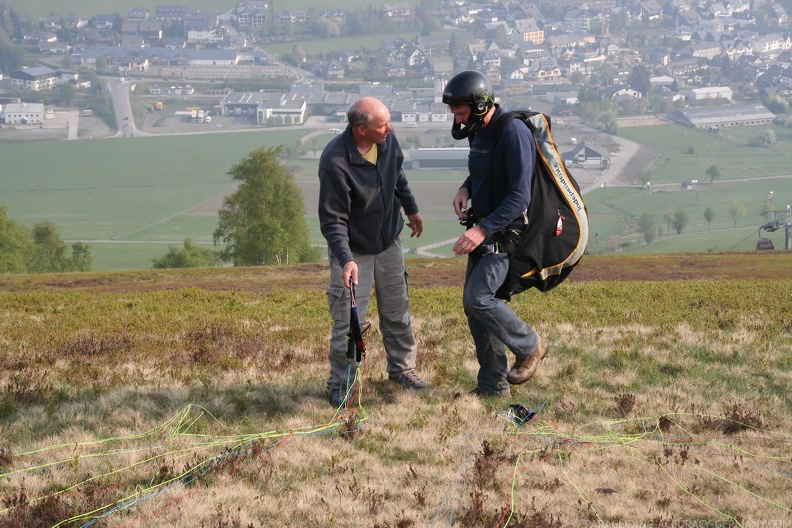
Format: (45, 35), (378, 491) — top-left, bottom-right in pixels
(464, 252), (539, 393)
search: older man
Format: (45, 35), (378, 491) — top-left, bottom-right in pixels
(318, 97), (429, 407)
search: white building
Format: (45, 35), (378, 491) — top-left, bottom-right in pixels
(220, 91), (307, 125)
(187, 29), (224, 44)
(257, 93), (307, 125)
(681, 86), (733, 100)
(10, 66), (59, 91)
(9, 66), (79, 91)
(2, 102), (45, 124)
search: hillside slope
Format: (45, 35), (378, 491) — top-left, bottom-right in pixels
(0, 251), (788, 293)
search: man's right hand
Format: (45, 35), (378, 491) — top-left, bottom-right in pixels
(453, 225), (486, 255)
(342, 261), (359, 288)
(453, 187), (470, 219)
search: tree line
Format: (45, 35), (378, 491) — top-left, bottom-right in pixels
(0, 205), (92, 273)
(622, 200), (756, 251)
(0, 4), (25, 75)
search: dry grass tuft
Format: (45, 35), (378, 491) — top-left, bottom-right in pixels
(614, 391), (637, 418)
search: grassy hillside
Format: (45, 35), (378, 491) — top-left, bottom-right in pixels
(0, 254), (790, 526)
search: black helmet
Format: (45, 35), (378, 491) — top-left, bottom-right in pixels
(442, 70), (495, 140)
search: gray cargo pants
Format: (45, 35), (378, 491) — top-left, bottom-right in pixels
(326, 237), (418, 390)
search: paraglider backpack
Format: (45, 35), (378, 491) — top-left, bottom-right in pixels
(488, 110), (589, 299)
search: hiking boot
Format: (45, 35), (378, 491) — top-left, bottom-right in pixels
(507, 336), (549, 385)
(390, 370), (429, 389)
(329, 387), (346, 407)
(329, 382), (354, 407)
(455, 387), (511, 399)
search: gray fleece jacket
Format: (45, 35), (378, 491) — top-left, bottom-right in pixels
(318, 125), (419, 266)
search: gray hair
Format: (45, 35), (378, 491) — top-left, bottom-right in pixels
(347, 99), (373, 128)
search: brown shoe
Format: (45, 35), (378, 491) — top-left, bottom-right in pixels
(507, 336), (549, 385)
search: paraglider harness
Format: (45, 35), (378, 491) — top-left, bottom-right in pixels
(460, 110), (589, 299)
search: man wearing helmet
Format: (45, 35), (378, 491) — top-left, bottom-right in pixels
(443, 70), (549, 398)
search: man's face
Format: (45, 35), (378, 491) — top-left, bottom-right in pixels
(364, 109), (393, 144)
(448, 104), (471, 124)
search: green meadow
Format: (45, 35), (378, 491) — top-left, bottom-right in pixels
(1, 131), (305, 270)
(2, 121), (792, 271)
(618, 122), (792, 183)
(6, 0), (420, 19)
(592, 123), (792, 253)
(4, 0), (235, 18)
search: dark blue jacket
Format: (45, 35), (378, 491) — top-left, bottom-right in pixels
(318, 125), (419, 266)
(463, 106), (536, 236)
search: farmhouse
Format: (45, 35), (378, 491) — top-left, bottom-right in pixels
(38, 40), (72, 54)
(235, 2), (268, 27)
(563, 144), (609, 169)
(154, 6), (199, 22)
(121, 20), (163, 44)
(1, 102), (45, 124)
(76, 47), (151, 72)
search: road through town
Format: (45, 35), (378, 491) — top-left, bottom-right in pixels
(106, 78), (153, 138)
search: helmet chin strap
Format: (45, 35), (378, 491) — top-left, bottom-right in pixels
(451, 114), (484, 140)
(451, 120), (468, 140)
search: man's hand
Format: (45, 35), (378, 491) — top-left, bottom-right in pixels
(342, 261), (359, 288)
(453, 187), (470, 219)
(453, 225), (487, 255)
(407, 213), (424, 238)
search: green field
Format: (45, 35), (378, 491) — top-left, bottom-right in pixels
(590, 122), (792, 254)
(1, 131), (306, 270)
(619, 123), (792, 184)
(0, 128), (470, 270)
(586, 179), (792, 252)
(4, 0), (235, 18)
(6, 0), (421, 19)
(2, 121), (792, 272)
